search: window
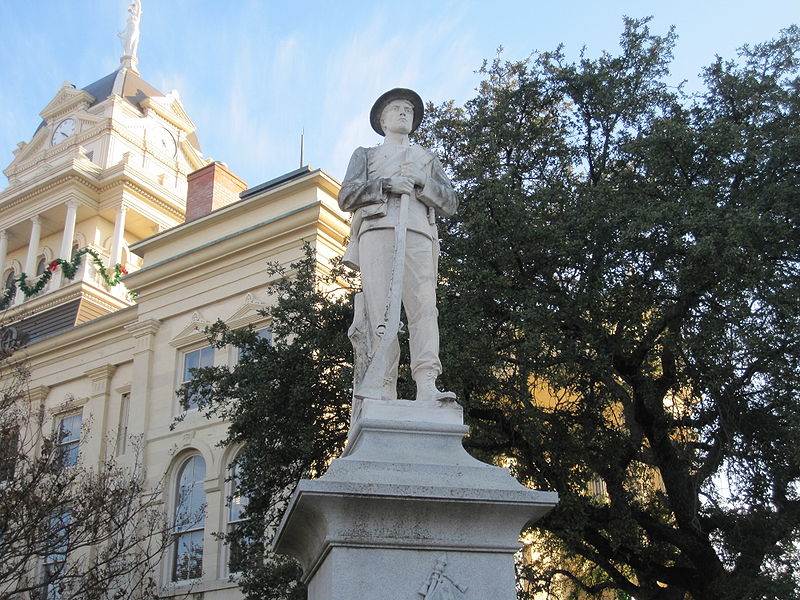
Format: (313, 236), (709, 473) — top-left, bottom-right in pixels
(36, 256), (47, 277)
(56, 414), (81, 468)
(236, 327), (272, 362)
(116, 393), (130, 456)
(227, 457), (251, 574)
(181, 347), (214, 410)
(3, 269), (16, 299)
(254, 327), (272, 343)
(43, 509), (71, 600)
(173, 455), (206, 582)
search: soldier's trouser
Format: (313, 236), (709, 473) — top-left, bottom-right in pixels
(358, 228), (442, 386)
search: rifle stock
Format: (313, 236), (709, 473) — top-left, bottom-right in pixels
(355, 190), (411, 400)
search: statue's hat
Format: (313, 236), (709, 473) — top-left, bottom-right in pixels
(370, 88), (424, 136)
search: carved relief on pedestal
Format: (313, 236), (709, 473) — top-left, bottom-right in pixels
(418, 556), (468, 600)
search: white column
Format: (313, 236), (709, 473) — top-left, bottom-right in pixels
(54, 200), (79, 288)
(109, 205), (127, 268)
(0, 230), (8, 277)
(24, 215), (41, 277)
(60, 201), (79, 259)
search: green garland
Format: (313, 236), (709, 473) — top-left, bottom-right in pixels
(0, 247), (132, 310)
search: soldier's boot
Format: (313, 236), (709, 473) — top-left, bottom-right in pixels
(414, 368), (456, 402)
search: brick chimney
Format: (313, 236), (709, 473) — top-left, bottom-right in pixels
(185, 161), (247, 221)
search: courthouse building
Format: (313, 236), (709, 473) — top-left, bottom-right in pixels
(0, 30), (348, 598)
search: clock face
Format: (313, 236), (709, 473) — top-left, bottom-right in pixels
(51, 118), (75, 145)
(154, 127), (177, 157)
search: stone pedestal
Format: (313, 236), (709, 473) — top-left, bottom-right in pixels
(273, 398), (558, 599)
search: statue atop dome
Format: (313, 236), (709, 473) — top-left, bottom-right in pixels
(118, 0), (142, 72)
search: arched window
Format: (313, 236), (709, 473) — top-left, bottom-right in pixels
(173, 455), (206, 582)
(3, 269), (16, 299)
(36, 256), (47, 277)
(227, 456), (251, 574)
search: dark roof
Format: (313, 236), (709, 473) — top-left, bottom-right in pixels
(84, 69), (166, 110)
(35, 68), (201, 151)
(240, 166), (316, 200)
(80, 71), (119, 105)
(11, 298), (81, 344)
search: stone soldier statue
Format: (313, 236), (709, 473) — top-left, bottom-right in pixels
(339, 88), (458, 403)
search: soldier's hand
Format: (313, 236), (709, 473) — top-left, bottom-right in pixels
(400, 164), (428, 189)
(385, 176), (415, 196)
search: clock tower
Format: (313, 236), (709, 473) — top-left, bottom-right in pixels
(0, 2), (209, 340)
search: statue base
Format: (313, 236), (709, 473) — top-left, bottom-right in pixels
(119, 55), (139, 74)
(272, 398), (558, 599)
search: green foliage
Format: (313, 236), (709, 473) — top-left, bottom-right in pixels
(178, 245), (354, 600)
(424, 17), (800, 600)
(188, 18), (800, 600)
(0, 247), (130, 309)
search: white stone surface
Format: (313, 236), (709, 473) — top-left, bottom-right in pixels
(118, 1), (142, 60)
(339, 89), (458, 403)
(273, 398), (558, 599)
(310, 549), (514, 600)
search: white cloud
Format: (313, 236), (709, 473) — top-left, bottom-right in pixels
(273, 36), (300, 79)
(316, 4), (481, 179)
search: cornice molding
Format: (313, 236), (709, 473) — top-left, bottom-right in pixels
(5, 121), (112, 177)
(50, 394), (89, 417)
(84, 364), (117, 381)
(99, 178), (185, 222)
(0, 171), (100, 217)
(79, 286), (133, 313)
(130, 169), (342, 258)
(124, 318), (161, 354)
(169, 311), (212, 348)
(39, 86), (95, 123)
(224, 292), (269, 330)
(125, 203), (321, 294)
(2, 281), (129, 335)
(28, 384), (51, 405)
(2, 286), (84, 322)
(140, 95), (196, 134)
(123, 318), (161, 338)
(0, 163), (185, 231)
(85, 364), (117, 398)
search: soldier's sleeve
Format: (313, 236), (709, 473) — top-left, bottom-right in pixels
(338, 147), (386, 213)
(417, 155), (458, 218)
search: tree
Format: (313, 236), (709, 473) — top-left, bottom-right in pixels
(425, 18), (800, 600)
(0, 336), (173, 600)
(185, 19), (800, 600)
(178, 249), (355, 600)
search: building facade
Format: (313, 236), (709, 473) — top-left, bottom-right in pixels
(1, 36), (347, 599)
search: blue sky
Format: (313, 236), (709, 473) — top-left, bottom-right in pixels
(0, 1), (797, 188)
